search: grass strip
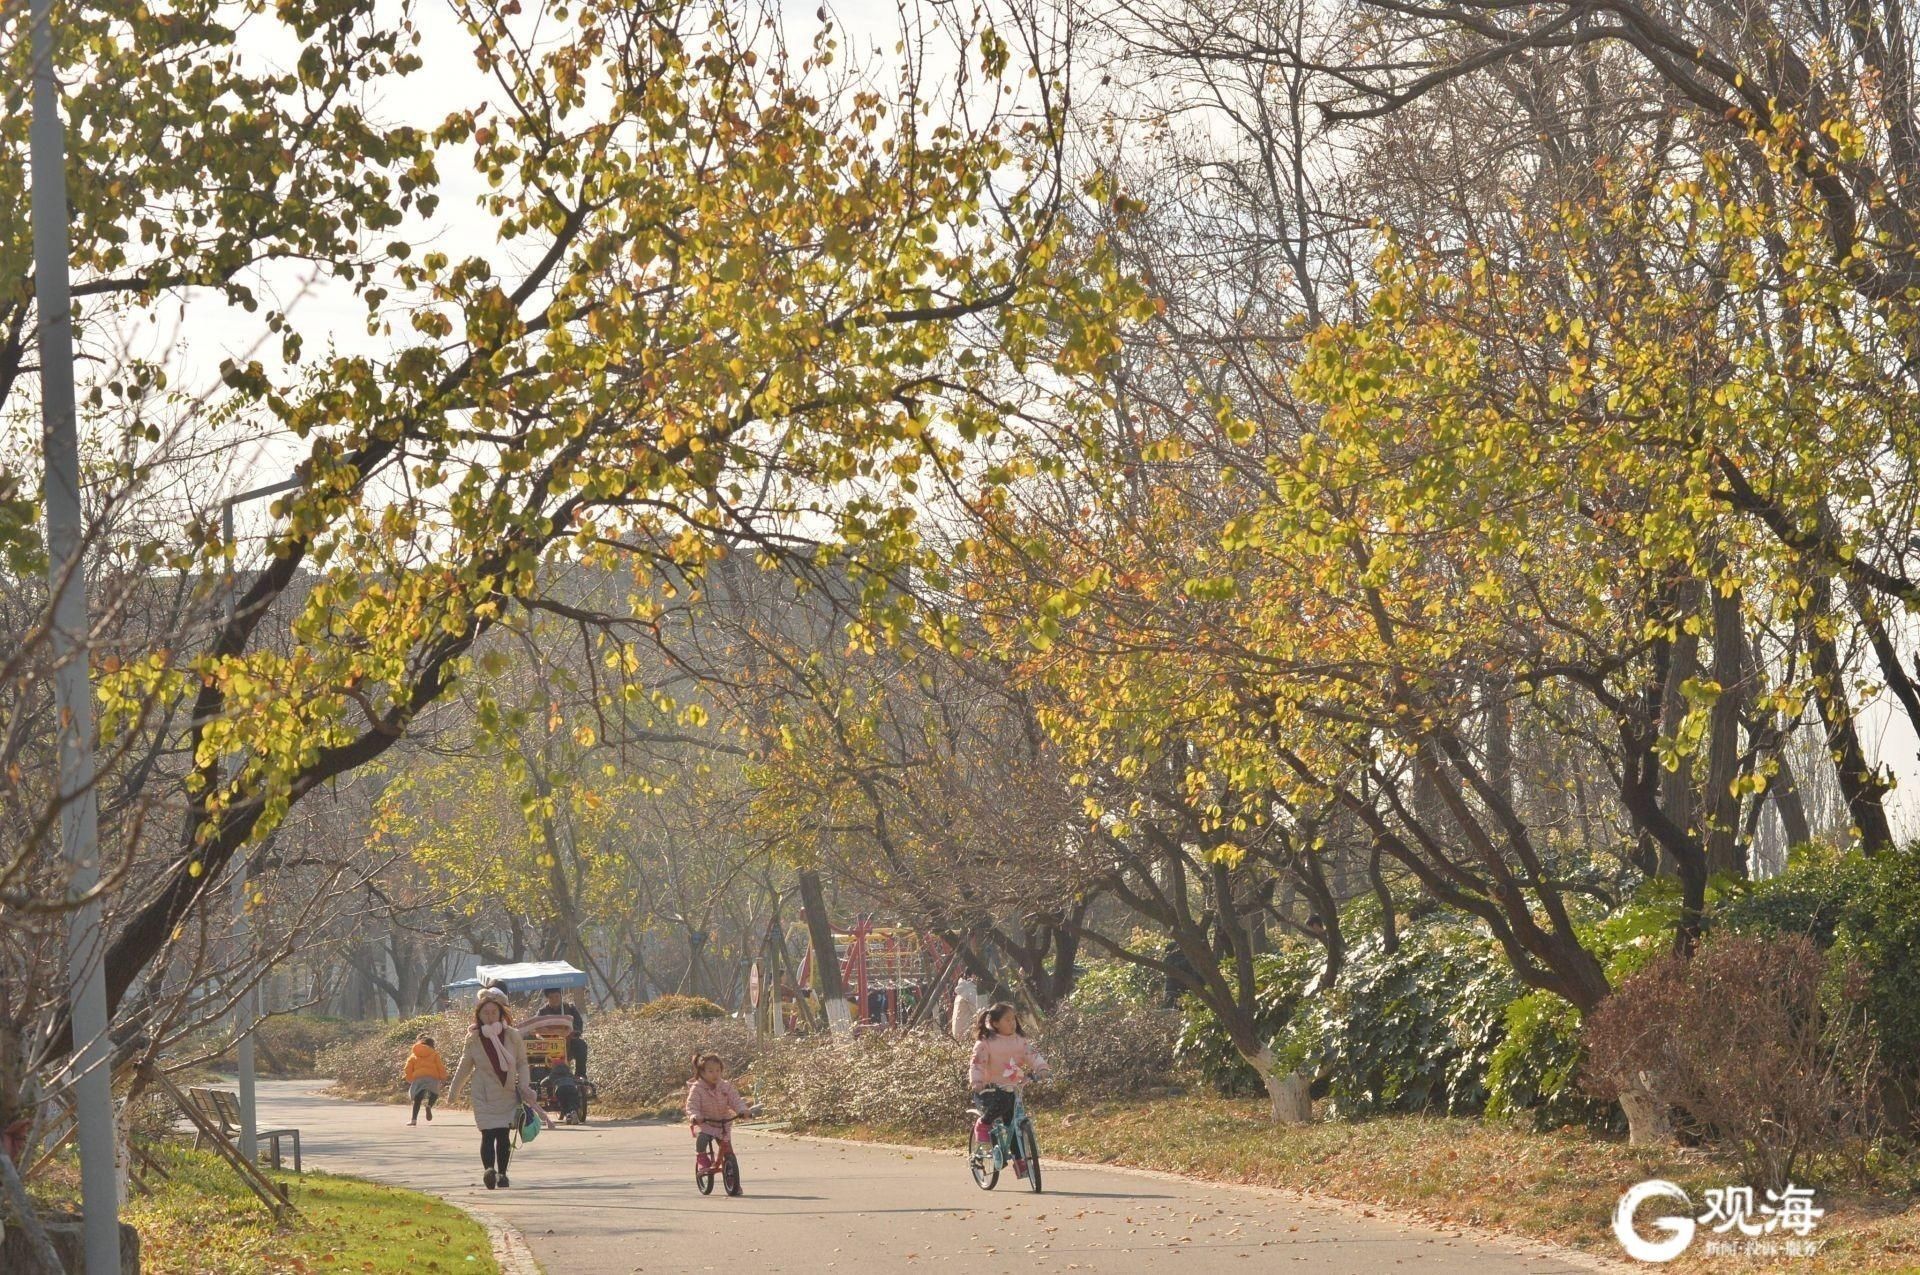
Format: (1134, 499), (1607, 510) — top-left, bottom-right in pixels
(115, 1143), (500, 1275)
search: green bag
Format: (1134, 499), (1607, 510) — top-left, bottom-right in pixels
(515, 1100), (541, 1145)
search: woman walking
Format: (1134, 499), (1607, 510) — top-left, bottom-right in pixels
(447, 986), (534, 1189)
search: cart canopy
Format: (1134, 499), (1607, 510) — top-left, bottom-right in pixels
(445, 960), (589, 995)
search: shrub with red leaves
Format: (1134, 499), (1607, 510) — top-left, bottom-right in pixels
(1582, 931), (1878, 1189)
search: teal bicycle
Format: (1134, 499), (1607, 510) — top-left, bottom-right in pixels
(967, 1085), (1042, 1193)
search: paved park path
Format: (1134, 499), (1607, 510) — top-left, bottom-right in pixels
(258, 1079), (1617, 1274)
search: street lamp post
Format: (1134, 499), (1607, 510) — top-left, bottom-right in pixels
(220, 477), (300, 1164)
(29, 0), (121, 1267)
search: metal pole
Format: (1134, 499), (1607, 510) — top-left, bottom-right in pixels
(218, 477), (296, 1166)
(220, 502), (257, 1165)
(30, 0), (122, 1264)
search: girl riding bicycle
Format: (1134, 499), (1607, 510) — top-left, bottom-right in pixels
(686, 1051), (747, 1142)
(968, 1003), (1048, 1139)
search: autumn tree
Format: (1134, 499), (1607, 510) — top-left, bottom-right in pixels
(1294, 0), (1920, 793)
(11, 0), (1134, 1101)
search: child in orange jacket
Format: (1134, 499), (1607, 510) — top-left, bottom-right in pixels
(404, 1035), (451, 1125)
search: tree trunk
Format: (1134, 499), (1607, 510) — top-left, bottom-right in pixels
(1740, 638), (1816, 856)
(1255, 1045), (1312, 1124)
(1619, 1072), (1673, 1146)
(796, 868), (847, 1030)
(1367, 841), (1397, 958)
(0, 1143), (64, 1274)
(532, 794), (591, 977)
(1293, 845), (1348, 974)
(1484, 680), (1514, 808)
(113, 1088), (136, 1208)
(1411, 740), (1450, 849)
(390, 937), (419, 1017)
(1801, 572), (1895, 853)
(1769, 739), (1815, 852)
(1624, 627), (1713, 952)
(1850, 579), (1920, 747)
(1657, 610), (1702, 877)
(1245, 880), (1274, 955)
(1042, 920), (1082, 1010)
(1704, 586), (1749, 878)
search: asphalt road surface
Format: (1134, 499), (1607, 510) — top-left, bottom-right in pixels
(257, 1079), (1610, 1274)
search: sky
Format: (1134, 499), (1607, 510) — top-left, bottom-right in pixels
(148, 0), (915, 506)
(38, 0), (1920, 838)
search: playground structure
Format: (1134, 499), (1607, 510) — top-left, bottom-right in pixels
(794, 918), (961, 1030)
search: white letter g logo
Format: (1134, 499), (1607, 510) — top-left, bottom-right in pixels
(1614, 1179), (1695, 1262)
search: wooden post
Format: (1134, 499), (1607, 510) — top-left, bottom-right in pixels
(146, 1068), (291, 1216)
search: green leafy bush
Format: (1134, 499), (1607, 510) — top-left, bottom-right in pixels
(1484, 992), (1616, 1131)
(635, 994), (728, 1021)
(1173, 946), (1322, 1096)
(1283, 921), (1518, 1118)
(1581, 886), (1688, 982)
(1574, 873), (1739, 974)
(1067, 959), (1160, 1014)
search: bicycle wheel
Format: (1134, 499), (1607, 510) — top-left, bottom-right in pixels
(723, 1153), (743, 1196)
(967, 1123), (998, 1190)
(695, 1157), (716, 1194)
(1019, 1119), (1042, 1193)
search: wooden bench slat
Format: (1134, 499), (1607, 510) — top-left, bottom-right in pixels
(187, 1087), (301, 1173)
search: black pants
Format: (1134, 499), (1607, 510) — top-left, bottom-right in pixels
(553, 1080), (581, 1120)
(973, 1088), (1015, 1126)
(567, 1035), (588, 1080)
(480, 1126), (512, 1174)
(411, 1089), (438, 1121)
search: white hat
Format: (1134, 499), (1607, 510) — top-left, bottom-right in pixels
(477, 986), (510, 1009)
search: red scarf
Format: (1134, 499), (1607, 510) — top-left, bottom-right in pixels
(477, 1025), (510, 1085)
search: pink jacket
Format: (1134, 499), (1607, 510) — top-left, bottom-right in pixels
(968, 1033), (1047, 1091)
(686, 1078), (746, 1136)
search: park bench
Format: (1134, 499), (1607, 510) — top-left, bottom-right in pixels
(187, 1086), (302, 1173)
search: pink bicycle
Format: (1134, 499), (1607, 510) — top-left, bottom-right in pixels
(693, 1118), (742, 1196)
